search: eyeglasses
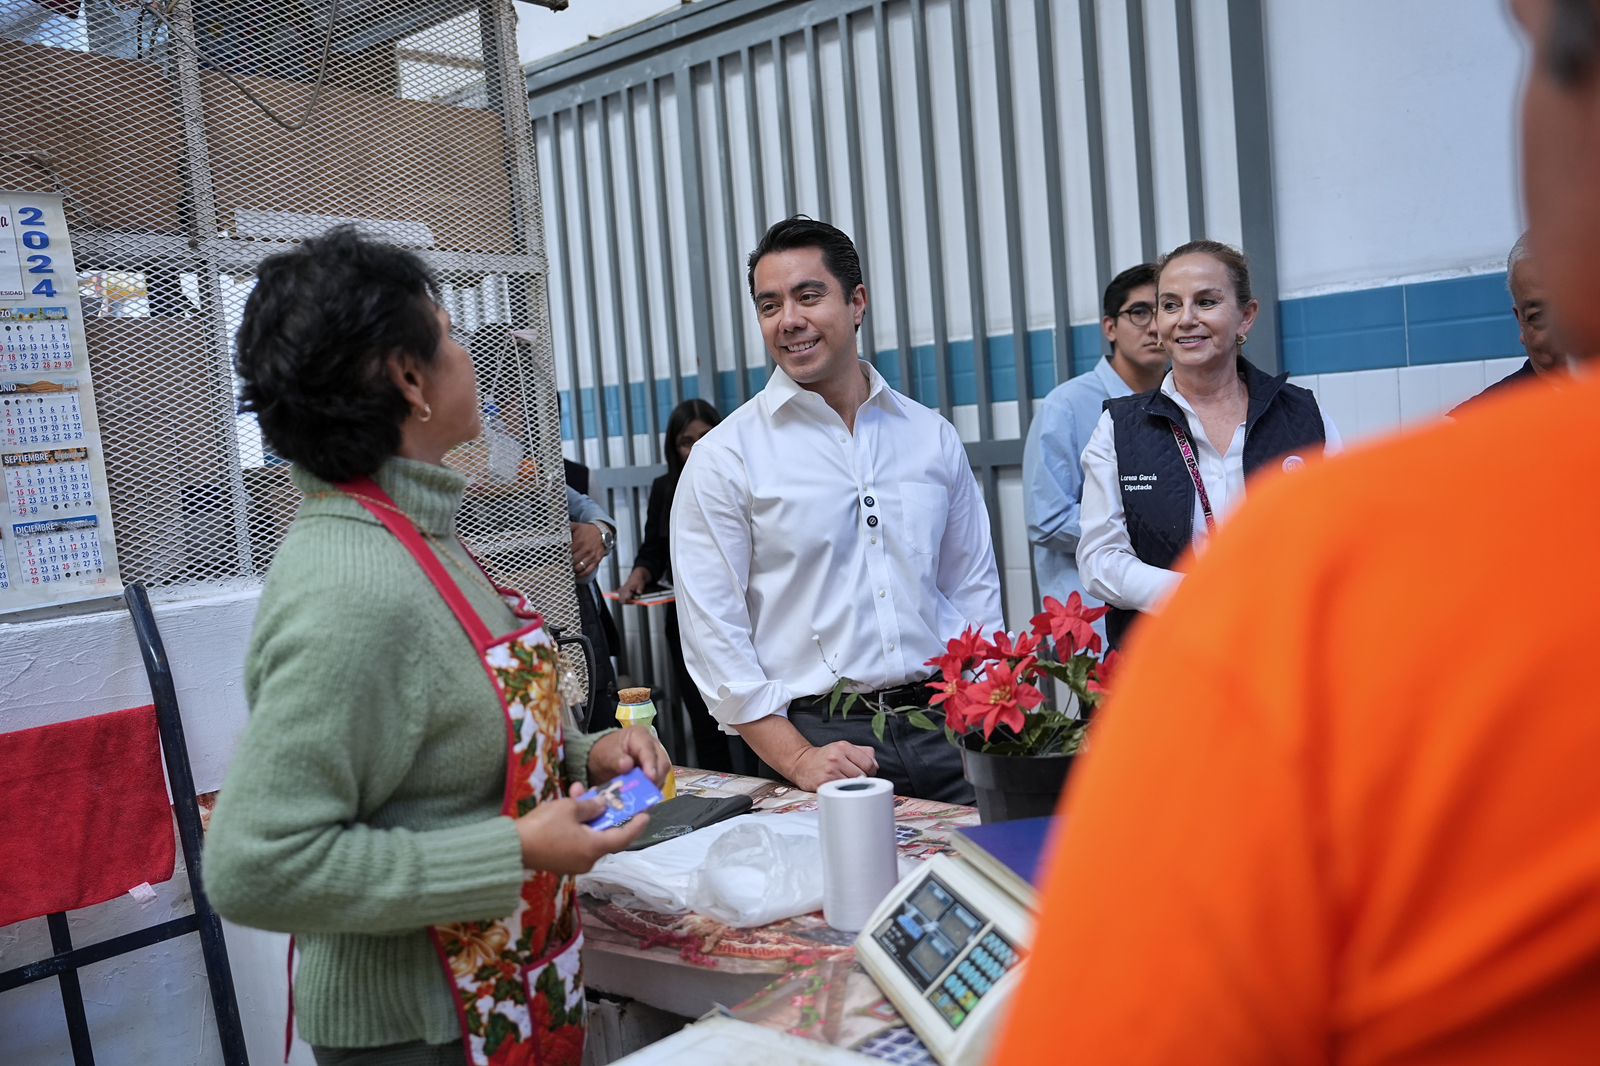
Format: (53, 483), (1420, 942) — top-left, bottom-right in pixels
(1114, 304), (1155, 327)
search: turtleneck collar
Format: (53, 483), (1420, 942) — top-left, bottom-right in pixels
(292, 457), (468, 537)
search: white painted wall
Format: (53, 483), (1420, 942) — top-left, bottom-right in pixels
(1265, 0), (1527, 296)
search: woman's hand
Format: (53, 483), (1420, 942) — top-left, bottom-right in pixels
(514, 783), (650, 874)
(587, 726), (672, 788)
(615, 567), (652, 603)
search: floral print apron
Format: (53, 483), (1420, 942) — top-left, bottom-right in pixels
(341, 477), (585, 1066)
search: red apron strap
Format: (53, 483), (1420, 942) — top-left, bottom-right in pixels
(284, 936), (295, 1063)
(336, 476), (494, 647)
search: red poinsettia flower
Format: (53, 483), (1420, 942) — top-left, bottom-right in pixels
(519, 875), (559, 958)
(925, 650), (967, 683)
(488, 1036), (540, 1066)
(925, 625), (994, 674)
(988, 629), (1041, 662)
(961, 659), (1045, 740)
(543, 1023), (586, 1066)
(928, 677), (973, 731)
(1031, 592), (1108, 658)
(1087, 649), (1120, 698)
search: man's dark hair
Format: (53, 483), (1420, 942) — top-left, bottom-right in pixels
(1101, 262), (1159, 321)
(664, 397), (722, 480)
(1158, 239), (1254, 306)
(746, 216), (864, 301)
(235, 226), (443, 484)
(1548, 0), (1600, 86)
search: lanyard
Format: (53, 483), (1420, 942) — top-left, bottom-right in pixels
(1168, 421), (1217, 533)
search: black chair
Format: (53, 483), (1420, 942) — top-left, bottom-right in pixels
(0, 582), (249, 1065)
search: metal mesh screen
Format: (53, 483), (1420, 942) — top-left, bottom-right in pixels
(1, 0), (587, 695)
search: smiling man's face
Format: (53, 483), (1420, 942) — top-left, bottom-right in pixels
(751, 246), (868, 393)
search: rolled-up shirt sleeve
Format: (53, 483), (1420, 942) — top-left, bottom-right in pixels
(1076, 410), (1184, 614)
(670, 445), (793, 732)
(566, 485), (614, 528)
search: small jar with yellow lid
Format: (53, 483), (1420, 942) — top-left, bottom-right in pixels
(616, 686), (675, 798)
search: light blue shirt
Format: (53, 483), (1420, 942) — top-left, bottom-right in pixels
(566, 485), (616, 586)
(565, 484), (613, 529)
(1022, 355), (1135, 611)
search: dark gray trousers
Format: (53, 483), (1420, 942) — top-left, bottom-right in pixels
(782, 699), (974, 804)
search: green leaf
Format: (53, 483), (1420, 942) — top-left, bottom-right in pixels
(871, 709), (887, 743)
(841, 692), (860, 718)
(907, 710), (939, 731)
(828, 681), (844, 714)
(484, 1011), (518, 1055)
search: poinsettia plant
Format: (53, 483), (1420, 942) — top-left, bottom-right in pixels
(827, 592), (1119, 757)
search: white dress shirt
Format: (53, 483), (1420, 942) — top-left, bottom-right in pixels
(671, 361), (1003, 732)
(1077, 371), (1342, 613)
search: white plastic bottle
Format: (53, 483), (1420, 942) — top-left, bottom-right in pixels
(481, 400), (522, 484)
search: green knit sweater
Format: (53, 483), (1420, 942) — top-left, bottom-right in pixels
(205, 457), (607, 1049)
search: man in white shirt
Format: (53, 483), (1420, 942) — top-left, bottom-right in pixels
(671, 217), (1002, 799)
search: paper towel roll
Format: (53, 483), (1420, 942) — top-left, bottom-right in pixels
(818, 777), (899, 932)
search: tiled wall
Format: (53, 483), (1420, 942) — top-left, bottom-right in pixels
(1281, 272), (1521, 376)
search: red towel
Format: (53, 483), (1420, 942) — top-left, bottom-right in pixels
(0, 706), (176, 927)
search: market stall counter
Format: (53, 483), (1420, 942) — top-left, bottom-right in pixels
(581, 767), (978, 1055)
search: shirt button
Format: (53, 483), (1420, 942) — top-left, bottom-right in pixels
(878, 589), (886, 598)
(870, 536), (878, 545)
(866, 515), (878, 527)
(864, 495), (875, 507)
(888, 643), (896, 651)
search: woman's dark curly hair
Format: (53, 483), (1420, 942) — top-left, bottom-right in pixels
(235, 226), (443, 483)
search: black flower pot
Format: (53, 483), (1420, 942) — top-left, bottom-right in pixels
(960, 740), (1074, 823)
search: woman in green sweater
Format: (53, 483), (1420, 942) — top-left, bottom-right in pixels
(205, 227), (667, 1066)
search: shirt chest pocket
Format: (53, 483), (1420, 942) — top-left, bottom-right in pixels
(897, 481), (948, 555)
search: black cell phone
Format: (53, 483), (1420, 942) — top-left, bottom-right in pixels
(623, 794), (754, 850)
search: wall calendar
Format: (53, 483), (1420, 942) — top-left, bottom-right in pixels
(0, 192), (121, 614)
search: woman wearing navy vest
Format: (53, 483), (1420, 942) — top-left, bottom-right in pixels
(1076, 240), (1341, 649)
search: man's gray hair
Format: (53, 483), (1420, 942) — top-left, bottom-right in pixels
(1507, 231), (1534, 295)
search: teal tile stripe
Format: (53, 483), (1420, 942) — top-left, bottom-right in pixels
(561, 272), (1521, 440)
(1282, 271), (1520, 375)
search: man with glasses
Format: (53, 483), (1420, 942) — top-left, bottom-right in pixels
(1022, 264), (1166, 619)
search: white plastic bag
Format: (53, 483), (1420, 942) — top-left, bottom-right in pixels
(578, 812), (823, 927)
(687, 821), (824, 927)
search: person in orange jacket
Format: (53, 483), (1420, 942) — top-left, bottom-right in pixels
(997, 2), (1600, 1063)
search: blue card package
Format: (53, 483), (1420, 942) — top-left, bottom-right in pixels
(581, 767), (664, 830)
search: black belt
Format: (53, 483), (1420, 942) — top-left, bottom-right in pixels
(790, 676), (937, 714)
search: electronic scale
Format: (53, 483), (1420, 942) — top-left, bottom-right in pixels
(853, 854), (1033, 1066)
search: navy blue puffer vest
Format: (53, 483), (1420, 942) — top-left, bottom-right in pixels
(1102, 357), (1325, 649)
